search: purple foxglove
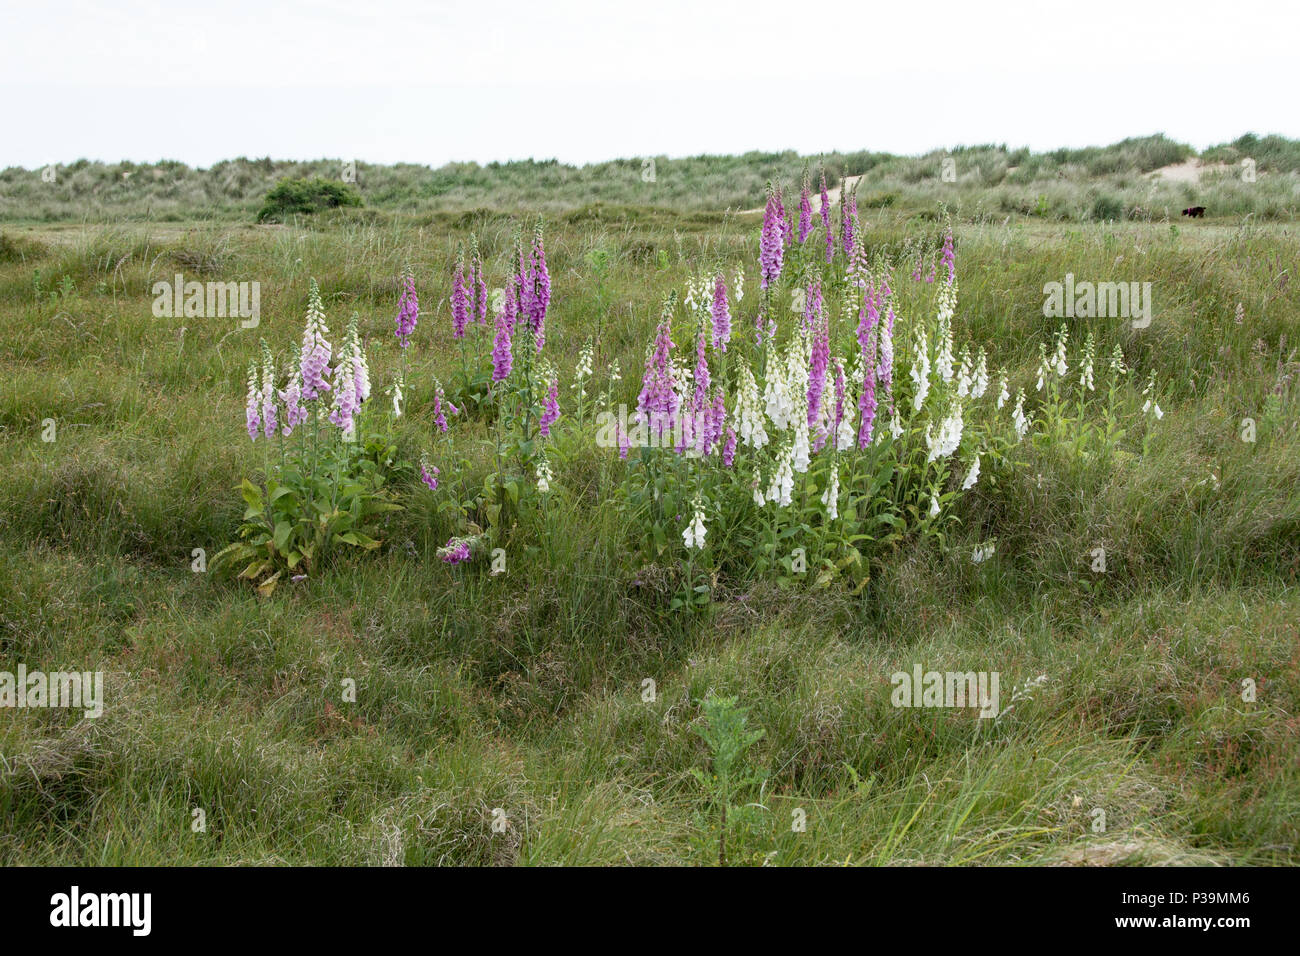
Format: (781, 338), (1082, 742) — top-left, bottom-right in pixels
(858, 360), (877, 449)
(857, 292), (879, 448)
(491, 297), (515, 383)
(803, 279), (822, 334)
(711, 271), (731, 351)
(759, 184), (785, 291)
(777, 186), (793, 250)
(526, 219), (550, 354)
(439, 537), (472, 565)
(420, 456), (440, 491)
(433, 382), (457, 433)
(396, 267), (419, 348)
(450, 256), (469, 340)
(539, 373), (560, 437)
(634, 303), (679, 442)
(709, 388), (727, 456)
(299, 279), (332, 402)
(807, 288), (829, 430)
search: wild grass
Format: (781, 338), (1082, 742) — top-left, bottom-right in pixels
(4, 133), (1299, 224)
(0, 198), (1296, 865)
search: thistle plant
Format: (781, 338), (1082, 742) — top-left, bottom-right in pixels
(690, 696), (767, 867)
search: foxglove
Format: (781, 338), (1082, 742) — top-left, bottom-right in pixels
(820, 167), (833, 262)
(635, 303), (680, 442)
(470, 234), (488, 325)
(683, 500), (707, 550)
(433, 381), (457, 433)
(245, 360), (261, 440)
(760, 185), (785, 290)
(840, 184), (857, 257)
(420, 456), (440, 491)
(798, 168), (812, 243)
(711, 271), (731, 351)
(527, 218), (550, 354)
(396, 267), (419, 347)
(299, 278), (332, 402)
(450, 254), (469, 340)
(492, 292), (515, 383)
(539, 371), (560, 437)
(821, 463), (840, 520)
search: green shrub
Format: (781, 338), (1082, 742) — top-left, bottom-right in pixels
(1091, 192), (1124, 221)
(256, 176), (362, 222)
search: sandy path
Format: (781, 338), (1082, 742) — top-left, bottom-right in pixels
(739, 173), (862, 215)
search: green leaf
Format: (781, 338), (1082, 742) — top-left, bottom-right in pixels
(240, 479), (264, 510)
(272, 521), (292, 553)
(335, 531), (380, 550)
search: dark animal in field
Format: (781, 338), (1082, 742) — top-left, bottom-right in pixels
(1182, 206), (1206, 218)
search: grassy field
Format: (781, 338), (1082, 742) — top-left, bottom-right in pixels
(1, 169), (1298, 865)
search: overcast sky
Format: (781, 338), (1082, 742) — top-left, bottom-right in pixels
(3, 0), (1297, 169)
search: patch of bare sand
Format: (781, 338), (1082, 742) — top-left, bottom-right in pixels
(1148, 158), (1232, 183)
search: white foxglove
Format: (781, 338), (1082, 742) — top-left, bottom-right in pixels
(1012, 389), (1028, 441)
(910, 327), (931, 411)
(683, 502), (707, 550)
(820, 463), (840, 520)
(971, 350), (989, 399)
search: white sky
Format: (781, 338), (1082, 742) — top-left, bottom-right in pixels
(2, 0), (1297, 169)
